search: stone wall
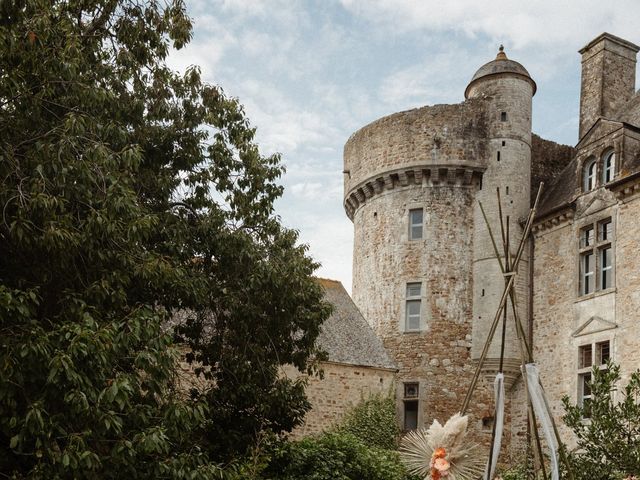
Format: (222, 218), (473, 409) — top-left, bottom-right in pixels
(344, 101), (488, 195)
(467, 75), (533, 378)
(532, 182), (640, 446)
(282, 362), (396, 438)
(342, 101), (488, 219)
(349, 179), (501, 447)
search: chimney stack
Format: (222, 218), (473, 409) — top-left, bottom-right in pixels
(578, 33), (639, 139)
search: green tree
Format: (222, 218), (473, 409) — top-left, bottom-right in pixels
(336, 392), (400, 450)
(562, 362), (640, 480)
(265, 432), (410, 480)
(0, 0), (330, 477)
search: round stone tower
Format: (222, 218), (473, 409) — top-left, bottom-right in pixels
(343, 101), (488, 429)
(343, 46), (535, 436)
(465, 47), (536, 388)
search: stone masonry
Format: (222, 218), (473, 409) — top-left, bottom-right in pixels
(283, 362), (396, 438)
(337, 31), (640, 458)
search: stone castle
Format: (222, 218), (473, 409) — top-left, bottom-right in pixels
(291, 32), (640, 453)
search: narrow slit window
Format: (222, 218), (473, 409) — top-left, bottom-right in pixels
(497, 151), (501, 162)
(404, 400), (418, 430)
(405, 283), (422, 331)
(482, 416), (494, 431)
(409, 208), (423, 240)
(403, 382), (419, 430)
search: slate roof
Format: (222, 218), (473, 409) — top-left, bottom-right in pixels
(315, 278), (396, 370)
(465, 47), (536, 98)
(530, 134), (575, 208)
(534, 89), (640, 218)
(535, 160), (578, 218)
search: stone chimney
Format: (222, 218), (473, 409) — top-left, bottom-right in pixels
(578, 33), (639, 139)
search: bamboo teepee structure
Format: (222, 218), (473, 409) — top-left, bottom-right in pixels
(401, 184), (574, 480)
(460, 183), (574, 480)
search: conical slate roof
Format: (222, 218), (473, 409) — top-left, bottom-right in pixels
(465, 46), (536, 98)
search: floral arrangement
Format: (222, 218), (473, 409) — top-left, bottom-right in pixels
(400, 413), (485, 480)
(429, 446), (450, 480)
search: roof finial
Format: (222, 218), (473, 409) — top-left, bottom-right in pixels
(496, 44), (507, 60)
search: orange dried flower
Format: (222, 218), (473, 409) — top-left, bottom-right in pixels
(434, 458), (450, 471)
(433, 447), (447, 458)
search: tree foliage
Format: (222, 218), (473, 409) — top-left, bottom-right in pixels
(562, 362), (640, 480)
(0, 0), (330, 476)
(265, 432), (410, 480)
(336, 392), (400, 450)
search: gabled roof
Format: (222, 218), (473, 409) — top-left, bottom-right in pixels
(315, 278), (396, 370)
(535, 119), (640, 218)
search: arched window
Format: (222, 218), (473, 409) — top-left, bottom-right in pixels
(602, 150), (615, 184)
(583, 158), (597, 192)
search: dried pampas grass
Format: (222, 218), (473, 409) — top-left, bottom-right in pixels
(400, 413), (485, 480)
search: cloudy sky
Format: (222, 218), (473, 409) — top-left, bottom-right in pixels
(168, 0), (640, 292)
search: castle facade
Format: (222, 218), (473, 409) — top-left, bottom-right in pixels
(341, 32), (640, 451)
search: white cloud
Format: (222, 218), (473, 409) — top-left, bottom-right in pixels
(169, 0), (640, 292)
(293, 214), (354, 292)
(378, 49), (485, 106)
(290, 182), (324, 199)
(339, 0), (640, 54)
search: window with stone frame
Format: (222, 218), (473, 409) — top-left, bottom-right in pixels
(601, 149), (616, 184)
(579, 218), (614, 296)
(408, 208), (424, 240)
(403, 382), (419, 430)
(582, 157), (597, 192)
(577, 340), (611, 418)
(405, 282), (422, 331)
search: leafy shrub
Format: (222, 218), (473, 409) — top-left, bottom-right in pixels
(498, 461), (530, 480)
(265, 431), (409, 480)
(562, 361), (640, 480)
(337, 392), (400, 450)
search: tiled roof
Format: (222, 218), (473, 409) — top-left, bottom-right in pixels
(315, 278), (396, 370)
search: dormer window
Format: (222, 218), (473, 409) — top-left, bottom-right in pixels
(583, 158), (596, 192)
(602, 150), (615, 184)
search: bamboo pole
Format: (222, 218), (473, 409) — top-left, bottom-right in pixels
(461, 185), (540, 414)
